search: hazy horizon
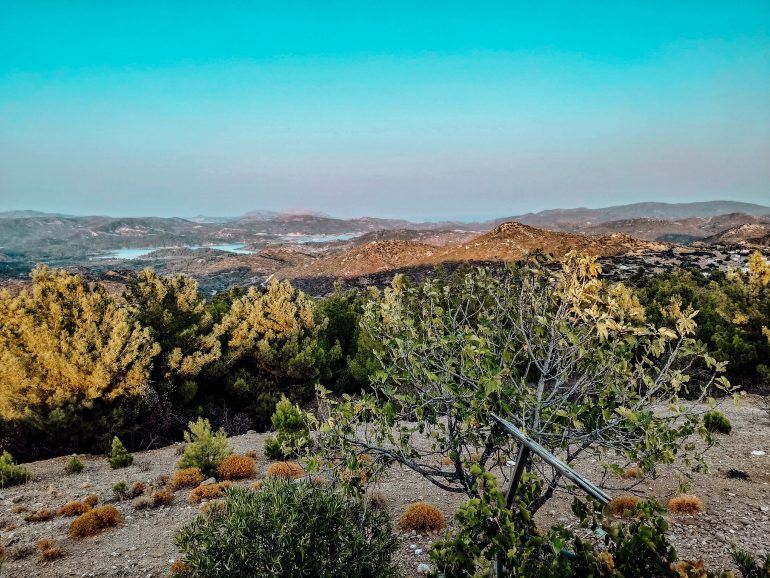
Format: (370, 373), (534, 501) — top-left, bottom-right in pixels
(2, 3), (769, 220)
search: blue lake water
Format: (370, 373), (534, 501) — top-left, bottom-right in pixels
(99, 234), (359, 260)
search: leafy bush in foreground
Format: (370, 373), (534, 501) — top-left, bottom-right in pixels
(0, 451), (30, 488)
(176, 480), (399, 577)
(176, 418), (231, 478)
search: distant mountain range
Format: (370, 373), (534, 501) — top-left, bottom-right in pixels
(1, 200), (768, 266)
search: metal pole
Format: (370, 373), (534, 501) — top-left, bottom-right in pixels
(495, 443), (531, 578)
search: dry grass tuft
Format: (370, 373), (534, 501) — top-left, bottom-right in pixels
(245, 451), (257, 459)
(668, 495), (704, 515)
(24, 509), (56, 523)
(608, 495), (641, 516)
(152, 489), (174, 507)
(83, 494), (99, 507)
(266, 461), (304, 479)
(131, 496), (153, 510)
(36, 538), (65, 561)
(69, 505), (121, 538)
(252, 480), (264, 490)
(398, 502), (446, 533)
(367, 489), (387, 510)
(622, 467), (643, 479)
(127, 481), (146, 498)
(170, 559), (192, 576)
(11, 505), (28, 514)
(58, 501), (91, 517)
(217, 455), (257, 480)
(200, 499), (226, 515)
(189, 481), (232, 503)
(172, 467), (203, 489)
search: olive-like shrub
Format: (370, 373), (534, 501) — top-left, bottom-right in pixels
(0, 451), (30, 488)
(176, 480), (399, 577)
(176, 418), (231, 478)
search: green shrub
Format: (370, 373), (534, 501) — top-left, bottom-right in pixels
(730, 544), (770, 577)
(264, 395), (311, 460)
(0, 451), (30, 488)
(65, 456), (84, 474)
(704, 410), (732, 434)
(108, 437), (133, 468)
(176, 480), (398, 577)
(176, 418), (232, 478)
(112, 480), (128, 500)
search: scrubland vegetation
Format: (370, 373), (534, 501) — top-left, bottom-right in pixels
(0, 250), (768, 576)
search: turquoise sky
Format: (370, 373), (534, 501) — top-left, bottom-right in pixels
(1, 2), (769, 219)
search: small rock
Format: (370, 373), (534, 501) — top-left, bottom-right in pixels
(417, 563), (431, 574)
(751, 450), (766, 456)
(201, 477), (216, 485)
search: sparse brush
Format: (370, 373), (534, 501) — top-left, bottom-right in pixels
(11, 505), (28, 514)
(398, 502), (446, 533)
(608, 495), (641, 516)
(0, 451), (31, 488)
(36, 538), (65, 561)
(24, 509), (56, 523)
(668, 495), (704, 515)
(153, 489), (174, 507)
(726, 468), (750, 480)
(172, 467), (203, 489)
(127, 481), (146, 498)
(83, 494), (99, 507)
(108, 437), (134, 469)
(367, 489), (387, 510)
(245, 451), (257, 459)
(176, 418), (232, 479)
(175, 443), (187, 456)
(131, 496), (153, 510)
(266, 461), (304, 479)
(58, 501), (91, 517)
(189, 482), (232, 503)
(217, 455), (256, 481)
(703, 410), (732, 434)
(671, 559), (707, 577)
(6, 543), (36, 560)
(730, 544), (770, 577)
(252, 480), (264, 491)
(69, 505), (121, 538)
(112, 480), (128, 500)
(65, 457), (84, 474)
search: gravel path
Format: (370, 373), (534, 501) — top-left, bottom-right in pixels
(1, 397), (768, 577)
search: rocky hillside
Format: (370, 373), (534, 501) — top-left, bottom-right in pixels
(279, 222), (665, 280)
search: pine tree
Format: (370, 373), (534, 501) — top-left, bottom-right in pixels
(108, 437), (133, 469)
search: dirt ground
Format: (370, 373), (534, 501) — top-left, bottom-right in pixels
(1, 396), (768, 577)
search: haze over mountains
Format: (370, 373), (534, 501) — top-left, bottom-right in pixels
(1, 200), (769, 293)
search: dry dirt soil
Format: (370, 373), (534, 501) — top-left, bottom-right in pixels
(1, 397), (768, 577)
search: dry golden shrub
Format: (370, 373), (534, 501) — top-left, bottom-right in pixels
(266, 461), (304, 479)
(171, 467), (203, 489)
(83, 495), (99, 507)
(200, 499), (226, 515)
(668, 495), (704, 515)
(245, 451), (257, 459)
(127, 481), (146, 498)
(58, 501), (91, 517)
(152, 489), (174, 507)
(69, 505), (121, 538)
(398, 502), (446, 533)
(217, 455), (256, 480)
(11, 505), (28, 514)
(252, 480), (264, 490)
(622, 467), (643, 479)
(188, 481), (232, 503)
(25, 509), (56, 523)
(170, 559), (192, 576)
(608, 495), (641, 516)
(671, 559), (708, 577)
(36, 538), (65, 561)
